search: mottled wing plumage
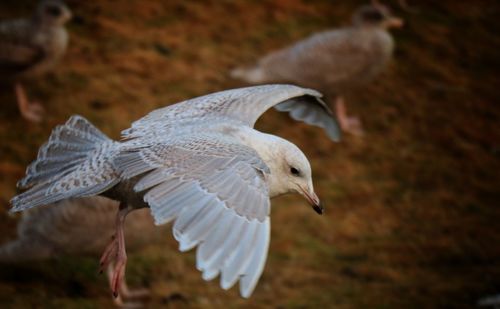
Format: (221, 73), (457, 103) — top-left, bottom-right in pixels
(259, 30), (371, 87)
(236, 28), (394, 93)
(116, 133), (270, 221)
(0, 19), (44, 76)
(122, 84), (339, 142)
(11, 116), (121, 212)
(115, 133), (271, 296)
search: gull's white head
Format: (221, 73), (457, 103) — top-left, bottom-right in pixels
(263, 136), (323, 215)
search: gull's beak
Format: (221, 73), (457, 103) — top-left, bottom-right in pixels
(62, 6), (73, 23)
(299, 186), (323, 215)
(387, 17), (404, 29)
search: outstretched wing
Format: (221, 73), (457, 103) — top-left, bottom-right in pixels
(114, 133), (272, 297)
(122, 84), (340, 142)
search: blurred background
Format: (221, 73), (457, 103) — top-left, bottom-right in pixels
(0, 0), (499, 308)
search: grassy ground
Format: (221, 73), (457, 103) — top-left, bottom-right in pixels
(0, 0), (499, 308)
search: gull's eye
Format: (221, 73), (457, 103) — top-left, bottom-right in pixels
(363, 9), (384, 22)
(46, 5), (62, 17)
(290, 167), (300, 176)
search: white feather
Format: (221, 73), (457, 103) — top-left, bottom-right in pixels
(240, 218), (271, 298)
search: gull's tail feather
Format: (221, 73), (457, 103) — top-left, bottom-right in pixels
(230, 66), (267, 84)
(10, 115), (120, 212)
(17, 115), (109, 190)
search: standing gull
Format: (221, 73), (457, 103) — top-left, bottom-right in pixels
(10, 84), (339, 298)
(0, 196), (163, 308)
(231, 3), (403, 136)
(0, 0), (71, 122)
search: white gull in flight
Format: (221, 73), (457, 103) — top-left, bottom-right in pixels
(10, 84), (340, 298)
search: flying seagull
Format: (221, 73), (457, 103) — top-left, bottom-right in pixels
(10, 84), (340, 298)
(231, 3), (403, 136)
(0, 0), (71, 122)
(0, 196), (162, 307)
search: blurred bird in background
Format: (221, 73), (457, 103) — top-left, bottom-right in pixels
(0, 196), (163, 308)
(231, 2), (403, 136)
(0, 0), (71, 123)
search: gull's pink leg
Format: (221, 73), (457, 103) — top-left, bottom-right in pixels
(99, 235), (118, 274)
(14, 82), (44, 123)
(335, 96), (364, 136)
(111, 205), (130, 298)
(98, 203), (131, 299)
(111, 208), (130, 297)
(99, 204), (149, 307)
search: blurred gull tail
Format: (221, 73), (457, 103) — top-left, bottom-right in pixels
(10, 115), (120, 212)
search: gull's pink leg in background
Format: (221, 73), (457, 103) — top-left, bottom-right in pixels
(14, 82), (45, 123)
(335, 96), (364, 136)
